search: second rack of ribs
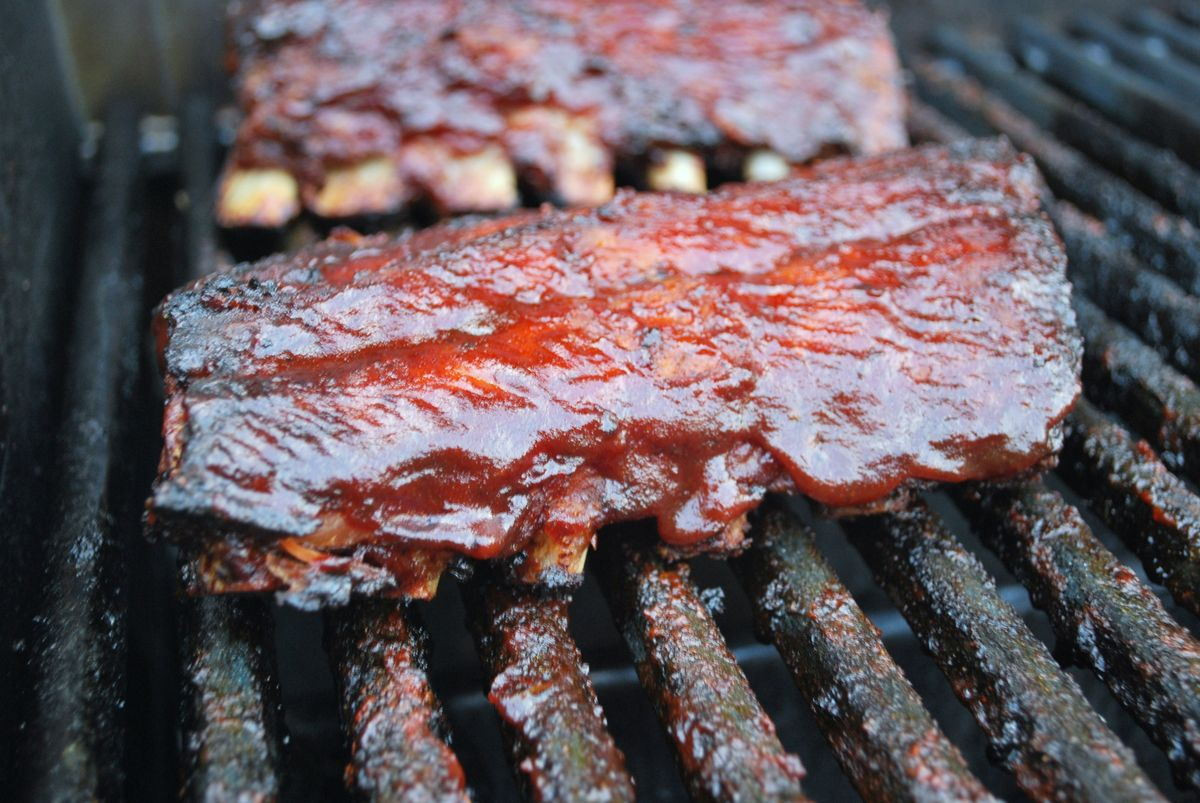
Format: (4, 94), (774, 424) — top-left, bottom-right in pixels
(148, 140), (1080, 605)
(219, 0), (906, 224)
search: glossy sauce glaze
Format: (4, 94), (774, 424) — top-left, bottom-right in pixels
(151, 140), (1080, 597)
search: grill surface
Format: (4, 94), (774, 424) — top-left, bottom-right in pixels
(18, 4), (1200, 801)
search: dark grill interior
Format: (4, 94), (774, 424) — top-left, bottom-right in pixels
(13, 3), (1200, 801)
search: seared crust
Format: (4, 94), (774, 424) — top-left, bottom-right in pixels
(151, 140), (1080, 605)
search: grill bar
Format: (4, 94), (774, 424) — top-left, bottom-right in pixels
(928, 27), (1200, 224)
(179, 596), (285, 802)
(325, 600), (469, 801)
(181, 96), (219, 284)
(463, 581), (636, 801)
(1011, 17), (1200, 163)
(1052, 202), (1200, 382)
(734, 501), (996, 802)
(176, 97), (289, 801)
(955, 482), (1200, 790)
(1074, 295), (1200, 483)
(1059, 399), (1200, 620)
(1177, 4), (1200, 33)
(911, 57), (1200, 295)
(1128, 8), (1200, 64)
(593, 532), (809, 802)
(844, 503), (1165, 801)
(905, 99), (973, 144)
(1068, 13), (1200, 100)
(28, 104), (142, 802)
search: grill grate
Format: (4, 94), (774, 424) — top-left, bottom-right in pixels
(734, 499), (993, 801)
(845, 503), (1164, 801)
(1060, 399), (1200, 617)
(179, 596), (284, 800)
(955, 481), (1200, 791)
(1013, 17), (1200, 161)
(1054, 202), (1200, 379)
(462, 579), (636, 801)
(1072, 294), (1200, 482)
(326, 600), (470, 800)
(22, 7), (1200, 801)
(913, 41), (1200, 294)
(593, 535), (809, 801)
(29, 104), (142, 802)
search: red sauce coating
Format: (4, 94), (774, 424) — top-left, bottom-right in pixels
(226, 0), (905, 184)
(151, 140), (1079, 569)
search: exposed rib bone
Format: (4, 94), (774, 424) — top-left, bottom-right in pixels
(743, 149), (791, 182)
(402, 140), (518, 213)
(305, 156), (407, 219)
(506, 107), (615, 206)
(507, 528), (591, 587)
(216, 168), (300, 227)
(647, 149), (706, 193)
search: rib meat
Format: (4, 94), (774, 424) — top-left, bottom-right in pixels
(219, 0), (906, 225)
(150, 140), (1080, 605)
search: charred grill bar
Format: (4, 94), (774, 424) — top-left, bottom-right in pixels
(1011, 17), (1200, 161)
(593, 534), (809, 802)
(928, 27), (1200, 225)
(325, 601), (469, 800)
(905, 98), (972, 145)
(463, 581), (636, 801)
(954, 482), (1200, 790)
(1073, 296), (1200, 483)
(1053, 202), (1200, 382)
(844, 504), (1165, 801)
(27, 105), (142, 801)
(734, 501), (995, 803)
(179, 596), (285, 801)
(1059, 400), (1200, 619)
(1130, 8), (1200, 61)
(1066, 14), (1200, 102)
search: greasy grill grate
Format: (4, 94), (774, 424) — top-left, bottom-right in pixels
(23, 7), (1200, 801)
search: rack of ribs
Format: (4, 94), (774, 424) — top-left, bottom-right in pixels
(218, 0), (906, 226)
(149, 140), (1080, 607)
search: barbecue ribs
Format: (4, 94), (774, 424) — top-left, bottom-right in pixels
(151, 140), (1080, 606)
(218, 0), (906, 226)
